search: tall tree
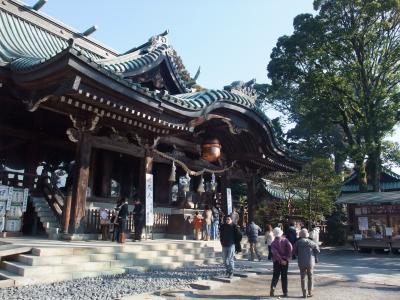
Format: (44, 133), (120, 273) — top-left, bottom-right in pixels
(265, 0), (400, 191)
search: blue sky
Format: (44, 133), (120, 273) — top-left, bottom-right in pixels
(24, 0), (400, 169)
(24, 0), (315, 89)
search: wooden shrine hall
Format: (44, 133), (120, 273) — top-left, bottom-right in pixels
(0, 0), (303, 238)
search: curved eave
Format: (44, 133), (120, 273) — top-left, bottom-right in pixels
(6, 49), (303, 171)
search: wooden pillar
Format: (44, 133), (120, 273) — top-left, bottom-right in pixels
(247, 175), (256, 223)
(69, 132), (92, 233)
(23, 142), (40, 189)
(100, 151), (112, 197)
(138, 152), (153, 202)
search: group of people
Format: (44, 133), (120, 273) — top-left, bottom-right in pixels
(191, 205), (241, 241)
(265, 223), (320, 298)
(99, 196), (145, 243)
(216, 216), (320, 299)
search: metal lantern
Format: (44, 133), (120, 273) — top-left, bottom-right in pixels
(201, 138), (222, 162)
(197, 175), (205, 194)
(168, 161), (176, 182)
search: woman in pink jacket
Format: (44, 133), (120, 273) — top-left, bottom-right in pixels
(270, 227), (293, 297)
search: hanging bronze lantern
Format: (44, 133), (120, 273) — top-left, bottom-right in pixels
(201, 138), (222, 162)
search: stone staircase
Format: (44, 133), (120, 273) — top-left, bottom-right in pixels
(31, 197), (61, 239)
(0, 241), (218, 287)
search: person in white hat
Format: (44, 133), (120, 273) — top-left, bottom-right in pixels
(270, 227), (293, 297)
(293, 228), (320, 298)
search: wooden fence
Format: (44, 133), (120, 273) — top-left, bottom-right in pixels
(85, 209), (169, 234)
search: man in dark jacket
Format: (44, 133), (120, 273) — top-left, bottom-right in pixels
(219, 215), (242, 278)
(133, 197), (144, 241)
(117, 197), (129, 243)
(285, 222), (297, 259)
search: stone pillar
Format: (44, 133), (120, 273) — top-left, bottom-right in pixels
(247, 175), (256, 223)
(69, 132), (92, 233)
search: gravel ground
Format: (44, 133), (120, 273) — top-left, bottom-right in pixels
(181, 274), (400, 300)
(0, 265), (246, 300)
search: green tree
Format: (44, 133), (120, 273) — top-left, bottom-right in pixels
(268, 158), (341, 226)
(265, 0), (400, 191)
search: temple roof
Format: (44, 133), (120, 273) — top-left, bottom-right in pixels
(0, 2), (194, 92)
(341, 169), (400, 193)
(0, 0), (305, 173)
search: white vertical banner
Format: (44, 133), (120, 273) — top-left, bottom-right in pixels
(226, 188), (232, 215)
(22, 188), (29, 212)
(6, 187), (13, 211)
(145, 173), (154, 226)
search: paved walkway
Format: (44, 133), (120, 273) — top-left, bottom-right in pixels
(128, 249), (400, 299)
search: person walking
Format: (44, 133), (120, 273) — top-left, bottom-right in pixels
(270, 227), (293, 298)
(117, 197), (129, 243)
(265, 224), (274, 260)
(133, 197), (145, 241)
(99, 208), (110, 241)
(246, 221), (262, 261)
(231, 207), (239, 225)
(220, 215), (242, 278)
(203, 205), (212, 241)
(192, 211), (203, 240)
(293, 228), (320, 298)
(211, 204), (220, 240)
(285, 222), (297, 259)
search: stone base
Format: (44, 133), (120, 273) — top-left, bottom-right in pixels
(61, 233), (101, 241)
(0, 232), (23, 238)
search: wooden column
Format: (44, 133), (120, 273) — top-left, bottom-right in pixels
(23, 142), (40, 189)
(138, 152), (153, 202)
(100, 151), (112, 197)
(69, 132), (92, 233)
(247, 175), (256, 223)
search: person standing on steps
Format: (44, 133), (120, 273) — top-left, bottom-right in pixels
(133, 196), (145, 241)
(270, 227), (293, 298)
(294, 228), (320, 298)
(203, 205), (212, 241)
(116, 197), (129, 243)
(246, 221), (262, 261)
(220, 215), (242, 278)
(211, 203), (220, 240)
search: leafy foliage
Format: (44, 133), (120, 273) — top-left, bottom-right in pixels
(264, 0), (400, 191)
(266, 158), (342, 225)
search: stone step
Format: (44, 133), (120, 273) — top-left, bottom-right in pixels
(2, 260), (117, 277)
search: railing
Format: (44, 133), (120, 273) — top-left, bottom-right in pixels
(0, 170), (66, 222)
(85, 208), (170, 234)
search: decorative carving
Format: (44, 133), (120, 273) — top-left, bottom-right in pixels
(220, 118), (248, 135)
(69, 114), (99, 132)
(23, 96), (50, 112)
(224, 79), (258, 102)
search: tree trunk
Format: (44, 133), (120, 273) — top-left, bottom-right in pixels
(354, 157), (368, 192)
(367, 142), (381, 192)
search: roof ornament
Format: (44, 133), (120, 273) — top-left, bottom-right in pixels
(148, 30), (169, 52)
(193, 66), (201, 81)
(81, 25), (98, 37)
(32, 0), (48, 11)
(224, 79), (258, 103)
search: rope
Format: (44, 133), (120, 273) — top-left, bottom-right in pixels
(153, 149), (236, 176)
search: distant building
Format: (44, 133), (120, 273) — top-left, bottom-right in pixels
(336, 169), (400, 241)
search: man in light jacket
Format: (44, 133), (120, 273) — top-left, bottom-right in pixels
(246, 221), (262, 261)
(293, 228), (320, 298)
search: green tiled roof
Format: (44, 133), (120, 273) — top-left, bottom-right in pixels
(0, 8), (102, 70)
(0, 7), (193, 91)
